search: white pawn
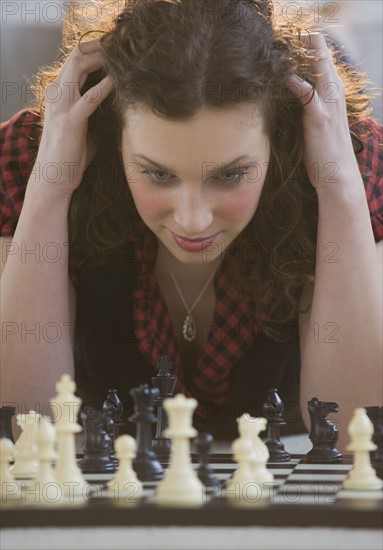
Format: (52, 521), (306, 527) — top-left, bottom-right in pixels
(239, 414), (274, 483)
(107, 435), (143, 502)
(51, 374), (88, 498)
(226, 435), (261, 505)
(156, 394), (204, 507)
(26, 416), (58, 504)
(343, 408), (383, 490)
(0, 438), (21, 501)
(11, 411), (40, 479)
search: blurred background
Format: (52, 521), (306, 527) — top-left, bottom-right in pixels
(1, 0), (382, 122)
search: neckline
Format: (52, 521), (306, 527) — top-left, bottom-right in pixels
(132, 217), (261, 405)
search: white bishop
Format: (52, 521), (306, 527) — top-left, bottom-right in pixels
(343, 408), (382, 490)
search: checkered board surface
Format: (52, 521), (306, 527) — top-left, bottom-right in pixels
(1, 454), (382, 528)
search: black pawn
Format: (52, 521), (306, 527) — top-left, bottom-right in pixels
(194, 433), (220, 495)
(365, 406), (383, 480)
(151, 355), (176, 455)
(78, 404), (116, 474)
(306, 397), (342, 463)
(262, 389), (290, 462)
(103, 389), (125, 468)
(0, 406), (16, 443)
(129, 384), (164, 481)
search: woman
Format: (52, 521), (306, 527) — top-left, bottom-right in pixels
(1, 0), (382, 447)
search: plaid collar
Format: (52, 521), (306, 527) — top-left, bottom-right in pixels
(132, 219), (261, 413)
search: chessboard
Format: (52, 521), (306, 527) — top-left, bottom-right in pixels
(1, 453), (382, 529)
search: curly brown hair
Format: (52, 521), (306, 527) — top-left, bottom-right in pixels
(27, 0), (375, 341)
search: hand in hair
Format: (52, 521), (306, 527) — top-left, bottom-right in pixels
(287, 32), (362, 194)
(33, 38), (114, 200)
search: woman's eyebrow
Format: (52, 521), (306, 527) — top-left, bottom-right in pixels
(132, 153), (257, 174)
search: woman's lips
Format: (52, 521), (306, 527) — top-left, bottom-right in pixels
(171, 231), (219, 252)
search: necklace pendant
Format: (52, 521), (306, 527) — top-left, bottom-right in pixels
(183, 314), (196, 342)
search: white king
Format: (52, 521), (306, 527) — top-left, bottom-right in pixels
(50, 374), (88, 497)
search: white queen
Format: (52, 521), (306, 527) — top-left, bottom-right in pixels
(156, 394), (204, 506)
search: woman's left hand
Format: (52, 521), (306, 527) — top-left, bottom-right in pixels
(288, 32), (362, 193)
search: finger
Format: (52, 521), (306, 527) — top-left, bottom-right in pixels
(56, 49), (103, 86)
(64, 51), (105, 90)
(55, 39), (102, 86)
(286, 74), (318, 110)
(75, 75), (115, 118)
(77, 37), (103, 55)
(54, 51), (106, 103)
(299, 32), (337, 84)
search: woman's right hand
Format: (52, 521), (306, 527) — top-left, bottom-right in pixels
(32, 38), (115, 199)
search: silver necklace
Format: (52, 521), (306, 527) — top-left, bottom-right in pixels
(167, 266), (216, 342)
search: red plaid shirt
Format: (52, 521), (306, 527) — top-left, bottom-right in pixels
(1, 109), (383, 410)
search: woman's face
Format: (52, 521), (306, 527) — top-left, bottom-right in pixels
(120, 103), (271, 265)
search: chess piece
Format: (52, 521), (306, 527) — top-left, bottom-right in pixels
(194, 432), (220, 494)
(51, 374), (88, 497)
(103, 389), (124, 424)
(343, 408), (383, 490)
(365, 406), (383, 480)
(10, 411), (40, 478)
(103, 389), (124, 469)
(151, 355), (176, 455)
(0, 406), (16, 443)
(239, 414), (274, 484)
(226, 435), (262, 506)
(262, 389), (291, 462)
(78, 404), (116, 474)
(26, 416), (58, 504)
(107, 435), (143, 502)
(103, 389), (124, 436)
(0, 438), (21, 501)
(156, 394), (204, 507)
(306, 398), (343, 463)
(129, 384), (164, 481)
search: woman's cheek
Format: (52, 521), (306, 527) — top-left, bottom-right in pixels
(128, 184), (168, 219)
(218, 187), (263, 222)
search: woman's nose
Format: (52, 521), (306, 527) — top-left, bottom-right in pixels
(172, 188), (214, 237)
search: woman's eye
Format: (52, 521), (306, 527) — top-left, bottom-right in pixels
(219, 169), (249, 184)
(140, 169), (170, 182)
(139, 168), (249, 185)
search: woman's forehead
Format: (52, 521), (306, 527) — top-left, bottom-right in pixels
(121, 102), (267, 144)
(120, 103), (270, 179)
